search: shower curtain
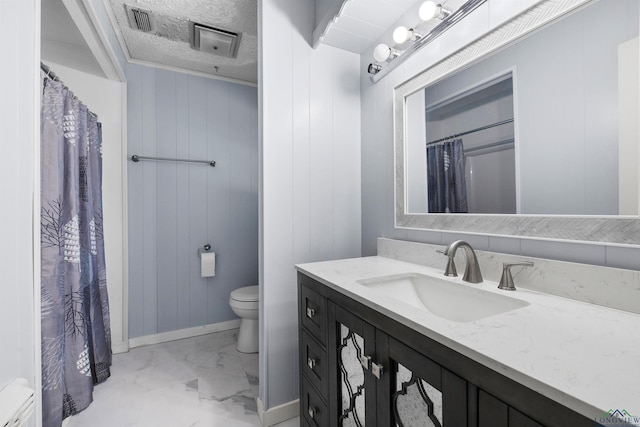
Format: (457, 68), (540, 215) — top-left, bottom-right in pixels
(426, 138), (468, 213)
(40, 78), (112, 427)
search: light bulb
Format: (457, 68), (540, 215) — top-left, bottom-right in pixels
(419, 1), (440, 21)
(393, 26), (411, 44)
(373, 44), (392, 62)
(393, 26), (423, 44)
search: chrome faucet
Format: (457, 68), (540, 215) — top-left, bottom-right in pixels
(439, 240), (483, 283)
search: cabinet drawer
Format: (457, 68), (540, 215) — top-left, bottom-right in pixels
(302, 378), (328, 427)
(299, 283), (327, 344)
(301, 330), (329, 400)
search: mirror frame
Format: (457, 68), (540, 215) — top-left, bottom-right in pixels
(394, 0), (640, 246)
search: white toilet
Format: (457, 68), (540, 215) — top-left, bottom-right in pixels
(229, 286), (259, 353)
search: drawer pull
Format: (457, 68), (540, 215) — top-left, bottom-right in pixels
(306, 307), (316, 319)
(372, 362), (384, 379)
(308, 406), (317, 419)
(307, 357), (317, 370)
(359, 355), (371, 371)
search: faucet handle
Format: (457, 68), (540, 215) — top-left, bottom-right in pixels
(498, 261), (534, 291)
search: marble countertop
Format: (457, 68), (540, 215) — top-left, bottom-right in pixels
(296, 256), (640, 424)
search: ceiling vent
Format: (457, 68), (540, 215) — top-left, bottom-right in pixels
(125, 5), (154, 33)
(190, 23), (241, 58)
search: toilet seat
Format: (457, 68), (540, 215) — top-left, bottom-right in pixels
(230, 286), (258, 303)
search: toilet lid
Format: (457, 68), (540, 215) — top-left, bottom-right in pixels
(230, 286), (259, 302)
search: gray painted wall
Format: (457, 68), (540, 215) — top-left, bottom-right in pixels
(127, 63), (258, 338)
(361, 0), (640, 270)
(260, 0), (362, 410)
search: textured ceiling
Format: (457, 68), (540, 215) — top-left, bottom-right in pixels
(107, 0), (257, 84)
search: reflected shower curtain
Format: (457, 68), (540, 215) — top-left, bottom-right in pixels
(41, 78), (111, 427)
(426, 138), (468, 213)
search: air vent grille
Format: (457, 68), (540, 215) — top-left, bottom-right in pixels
(132, 9), (151, 32)
(190, 23), (241, 58)
(125, 5), (153, 33)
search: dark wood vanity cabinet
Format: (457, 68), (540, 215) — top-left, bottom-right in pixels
(298, 272), (600, 427)
(478, 390), (544, 427)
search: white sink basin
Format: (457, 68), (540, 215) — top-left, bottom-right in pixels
(357, 273), (529, 323)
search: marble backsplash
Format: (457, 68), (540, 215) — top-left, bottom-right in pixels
(378, 238), (640, 315)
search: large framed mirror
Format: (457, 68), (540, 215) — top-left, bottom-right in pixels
(395, 0), (640, 245)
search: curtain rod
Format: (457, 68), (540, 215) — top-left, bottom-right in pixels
(426, 118), (514, 146)
(464, 138), (514, 156)
(40, 62), (61, 82)
(40, 62), (98, 118)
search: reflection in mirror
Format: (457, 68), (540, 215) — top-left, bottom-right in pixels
(407, 73), (516, 214)
(404, 0), (639, 216)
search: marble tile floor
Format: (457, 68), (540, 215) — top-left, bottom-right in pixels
(69, 329), (300, 427)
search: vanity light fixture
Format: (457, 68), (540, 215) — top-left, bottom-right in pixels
(373, 43), (399, 62)
(367, 63), (382, 75)
(392, 26), (423, 44)
(419, 1), (452, 21)
(367, 0), (486, 83)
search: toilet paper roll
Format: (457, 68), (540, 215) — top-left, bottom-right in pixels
(201, 252), (216, 277)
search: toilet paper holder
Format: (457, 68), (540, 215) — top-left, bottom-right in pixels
(198, 244), (212, 257)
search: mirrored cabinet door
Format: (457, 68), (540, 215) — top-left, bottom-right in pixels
(386, 337), (467, 427)
(393, 363), (443, 427)
(338, 323), (366, 426)
(331, 304), (378, 427)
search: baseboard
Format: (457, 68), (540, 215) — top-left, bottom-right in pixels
(111, 340), (129, 354)
(257, 397), (299, 427)
(128, 319), (241, 349)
